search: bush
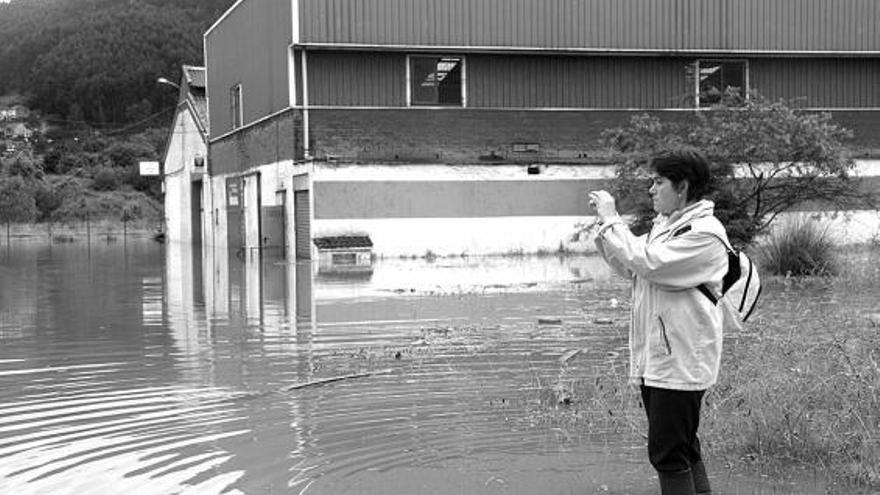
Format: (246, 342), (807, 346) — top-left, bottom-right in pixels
(91, 167), (119, 191)
(38, 177), (86, 221)
(3, 154), (44, 181)
(57, 151), (106, 175)
(106, 140), (155, 169)
(33, 182), (61, 220)
(757, 217), (838, 276)
(122, 163), (161, 199)
(0, 176), (38, 223)
(602, 91), (875, 247)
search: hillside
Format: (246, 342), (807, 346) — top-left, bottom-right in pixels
(0, 0), (234, 226)
(0, 0), (232, 126)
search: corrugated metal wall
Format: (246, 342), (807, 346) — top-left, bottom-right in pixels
(751, 58), (880, 107)
(308, 53), (406, 106)
(468, 55), (691, 108)
(206, 0), (292, 137)
(307, 51), (880, 109)
(298, 0), (880, 52)
(307, 52), (692, 108)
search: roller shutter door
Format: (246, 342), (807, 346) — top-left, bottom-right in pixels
(294, 190), (310, 260)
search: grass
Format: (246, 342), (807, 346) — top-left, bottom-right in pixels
(699, 248), (880, 489)
(757, 217), (839, 276)
(525, 245), (880, 491)
(702, 310), (880, 488)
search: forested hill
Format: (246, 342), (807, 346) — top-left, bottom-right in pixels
(0, 0), (234, 126)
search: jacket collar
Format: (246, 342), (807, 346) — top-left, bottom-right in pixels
(651, 199), (716, 238)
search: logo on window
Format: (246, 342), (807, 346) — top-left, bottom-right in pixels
(410, 56), (463, 106)
(697, 61), (746, 107)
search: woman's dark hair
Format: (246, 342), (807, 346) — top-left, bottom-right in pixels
(649, 148), (712, 200)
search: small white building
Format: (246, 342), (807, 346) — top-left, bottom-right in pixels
(314, 235), (373, 276)
(161, 65), (208, 245)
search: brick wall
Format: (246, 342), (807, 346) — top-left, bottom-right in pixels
(210, 110), (302, 176)
(207, 107), (880, 175)
(827, 111), (880, 155)
(309, 108), (880, 164)
(308, 108), (674, 164)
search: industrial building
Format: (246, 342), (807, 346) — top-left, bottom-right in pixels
(163, 0), (880, 256)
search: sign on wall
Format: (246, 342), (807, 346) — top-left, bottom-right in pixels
(139, 161), (160, 176)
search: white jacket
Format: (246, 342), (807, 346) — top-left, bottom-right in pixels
(595, 200), (729, 391)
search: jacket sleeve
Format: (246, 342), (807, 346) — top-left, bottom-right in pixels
(598, 222), (727, 289)
(594, 234), (634, 280)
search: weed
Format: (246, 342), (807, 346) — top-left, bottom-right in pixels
(758, 217), (838, 276)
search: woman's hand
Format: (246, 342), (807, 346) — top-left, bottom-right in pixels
(588, 190), (619, 224)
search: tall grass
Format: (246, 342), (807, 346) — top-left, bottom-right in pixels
(702, 246), (880, 489)
(533, 245), (880, 491)
(757, 217), (838, 276)
(702, 308), (880, 488)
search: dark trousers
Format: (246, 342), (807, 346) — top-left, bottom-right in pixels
(640, 385), (705, 473)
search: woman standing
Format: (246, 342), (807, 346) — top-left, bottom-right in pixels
(590, 149), (729, 495)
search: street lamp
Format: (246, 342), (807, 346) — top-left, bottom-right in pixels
(157, 77), (180, 90)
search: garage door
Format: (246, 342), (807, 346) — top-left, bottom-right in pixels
(294, 190), (310, 260)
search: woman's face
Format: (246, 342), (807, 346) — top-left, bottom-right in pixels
(648, 172), (685, 215)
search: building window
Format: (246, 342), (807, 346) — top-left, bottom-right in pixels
(696, 60), (747, 107)
(331, 253), (358, 265)
(408, 56), (464, 106)
(230, 84), (243, 129)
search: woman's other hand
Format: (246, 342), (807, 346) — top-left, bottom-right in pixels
(588, 190), (619, 224)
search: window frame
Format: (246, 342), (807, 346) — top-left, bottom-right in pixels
(230, 83), (243, 129)
(406, 54), (466, 108)
(694, 59), (749, 108)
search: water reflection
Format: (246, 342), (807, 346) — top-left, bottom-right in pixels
(0, 240), (856, 494)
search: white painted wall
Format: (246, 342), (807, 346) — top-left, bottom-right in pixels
(309, 162), (880, 257)
(242, 174), (260, 250)
(198, 161), (880, 258)
(311, 164), (602, 257)
(201, 161), (296, 251)
(205, 175), (229, 250)
(314, 216), (594, 257)
(313, 163), (614, 182)
(163, 107), (207, 244)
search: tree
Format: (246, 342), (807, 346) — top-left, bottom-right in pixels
(3, 154), (44, 181)
(601, 92), (876, 246)
(0, 176), (38, 224)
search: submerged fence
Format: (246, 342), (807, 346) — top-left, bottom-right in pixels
(1, 219), (163, 244)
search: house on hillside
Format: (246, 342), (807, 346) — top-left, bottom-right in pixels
(199, 0), (880, 259)
(1, 104), (35, 141)
(161, 65), (209, 245)
(0, 105), (30, 122)
(1, 121), (31, 140)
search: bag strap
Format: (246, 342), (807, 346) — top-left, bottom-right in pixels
(696, 284), (719, 305)
(680, 226), (735, 305)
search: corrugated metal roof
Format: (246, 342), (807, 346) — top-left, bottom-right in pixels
(313, 236), (374, 249)
(297, 0), (880, 53)
(180, 65), (208, 133)
(183, 65), (206, 89)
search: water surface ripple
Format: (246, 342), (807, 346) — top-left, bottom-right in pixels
(0, 240), (860, 494)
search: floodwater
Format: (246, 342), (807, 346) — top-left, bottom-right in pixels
(0, 239), (844, 494)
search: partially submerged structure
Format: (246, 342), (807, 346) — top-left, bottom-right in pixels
(314, 235), (373, 276)
(162, 65), (208, 245)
